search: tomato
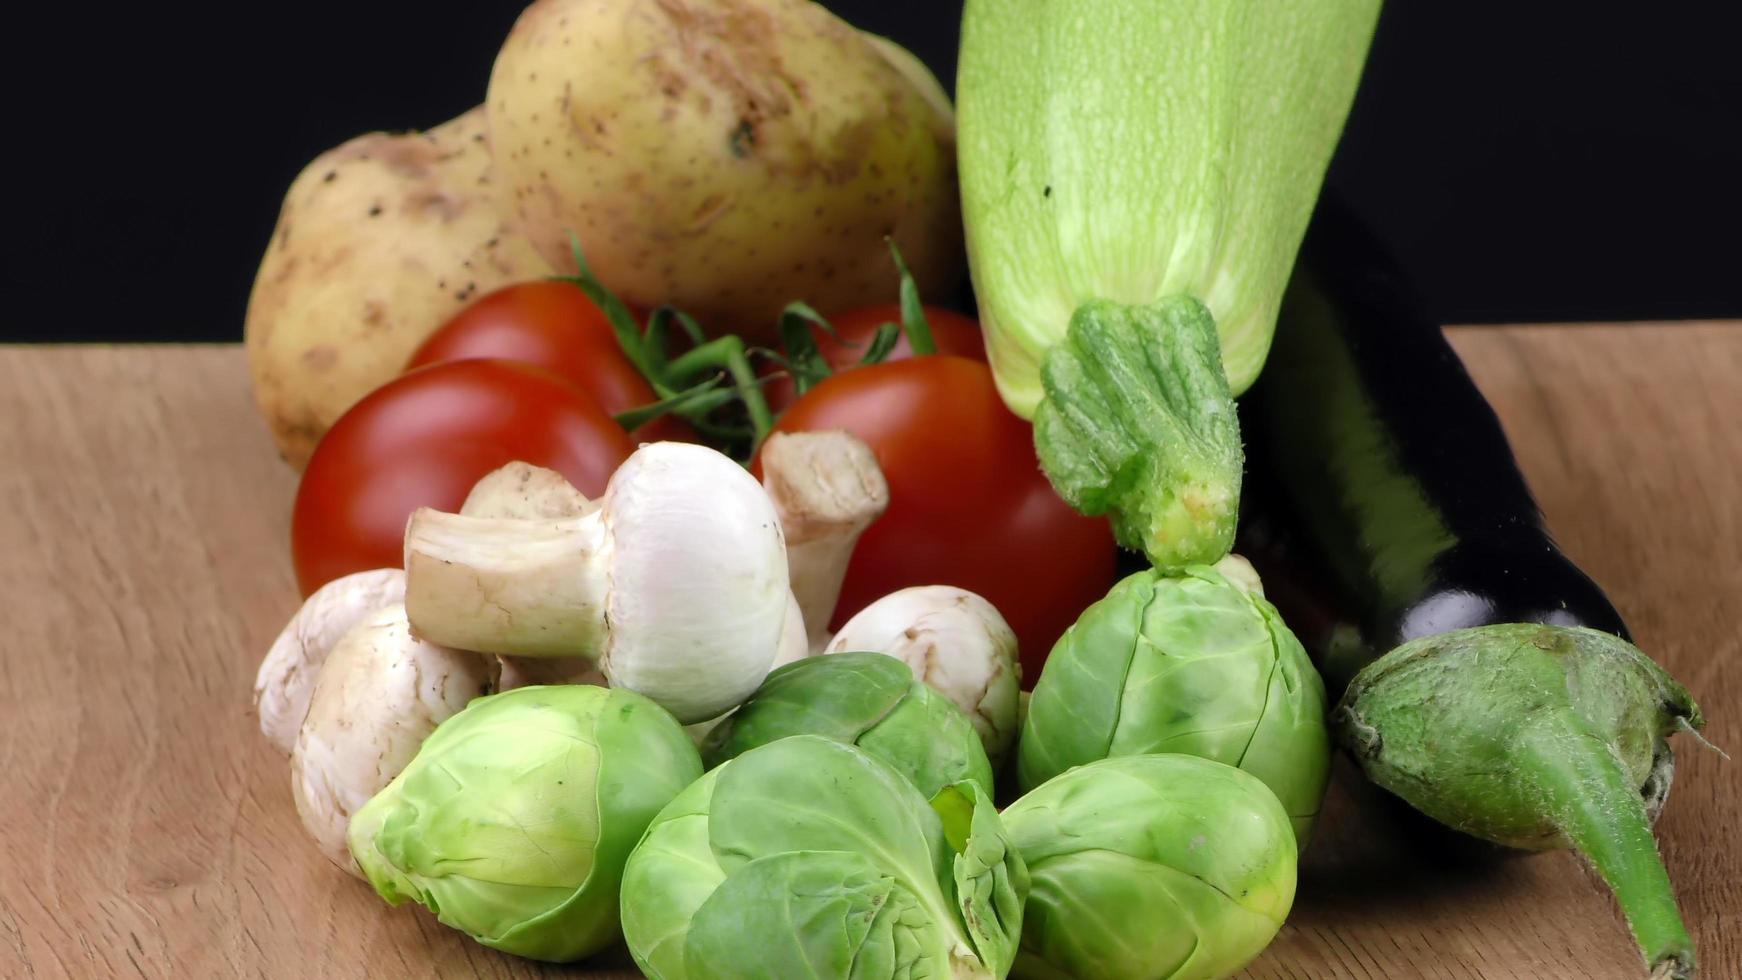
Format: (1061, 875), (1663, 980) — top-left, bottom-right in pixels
(827, 304), (986, 363)
(765, 356), (1118, 683)
(406, 280), (691, 443)
(762, 303), (986, 410)
(292, 359), (635, 596)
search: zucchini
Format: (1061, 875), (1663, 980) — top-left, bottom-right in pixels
(957, 0), (1381, 570)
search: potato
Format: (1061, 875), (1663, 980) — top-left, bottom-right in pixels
(860, 32), (954, 125)
(486, 0), (962, 338)
(245, 108), (553, 469)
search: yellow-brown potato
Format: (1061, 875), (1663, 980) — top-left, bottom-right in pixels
(486, 0), (962, 338)
(245, 109), (553, 469)
(860, 32), (954, 126)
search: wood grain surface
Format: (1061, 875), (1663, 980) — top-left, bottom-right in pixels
(1, 326), (1737, 979)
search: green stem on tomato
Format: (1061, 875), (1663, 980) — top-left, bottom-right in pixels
(887, 242), (937, 356)
(663, 308), (709, 348)
(666, 337), (774, 447)
(638, 308), (678, 383)
(660, 399), (750, 444)
(613, 375), (731, 431)
(558, 237), (774, 449)
(558, 236), (667, 388)
(857, 322), (903, 366)
(775, 302), (838, 397)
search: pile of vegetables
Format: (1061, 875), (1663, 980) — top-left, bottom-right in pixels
(246, 0), (1711, 977)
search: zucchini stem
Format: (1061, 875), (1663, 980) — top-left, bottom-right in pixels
(1031, 295), (1242, 569)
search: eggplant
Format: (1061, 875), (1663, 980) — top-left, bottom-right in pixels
(1239, 198), (1704, 979)
(1236, 196), (1628, 697)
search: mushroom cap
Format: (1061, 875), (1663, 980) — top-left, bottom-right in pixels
(289, 603), (495, 875)
(825, 585), (1022, 762)
(772, 591), (810, 669)
(601, 443), (790, 724)
(255, 568), (407, 754)
(461, 460), (594, 521)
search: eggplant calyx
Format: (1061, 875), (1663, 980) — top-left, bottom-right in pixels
(1334, 704), (1382, 758)
(1650, 955), (1693, 980)
(1512, 716), (1694, 978)
(1335, 624), (1703, 979)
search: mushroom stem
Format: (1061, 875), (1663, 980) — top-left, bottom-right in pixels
(758, 430), (889, 646)
(404, 510), (611, 657)
(459, 461), (603, 687)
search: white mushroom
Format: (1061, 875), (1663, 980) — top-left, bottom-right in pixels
(461, 459), (597, 521)
(758, 430), (889, 648)
(772, 592), (810, 669)
(825, 586), (1023, 762)
(404, 442), (790, 723)
(1214, 553), (1265, 597)
(289, 603), (496, 876)
(494, 656), (607, 690)
(459, 461), (603, 689)
(681, 592), (808, 748)
(254, 568), (406, 754)
(444, 455), (820, 695)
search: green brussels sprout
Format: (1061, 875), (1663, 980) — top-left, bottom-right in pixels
(1017, 565), (1330, 844)
(702, 652), (996, 799)
(346, 685), (702, 963)
(1003, 754), (1297, 980)
(621, 734), (1028, 980)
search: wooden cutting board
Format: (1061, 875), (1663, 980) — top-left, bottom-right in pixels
(1, 325), (1737, 979)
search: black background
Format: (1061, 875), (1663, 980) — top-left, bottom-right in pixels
(7, 1), (1738, 342)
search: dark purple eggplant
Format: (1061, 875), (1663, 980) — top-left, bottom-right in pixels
(1238, 199), (1704, 979)
(1236, 196), (1628, 697)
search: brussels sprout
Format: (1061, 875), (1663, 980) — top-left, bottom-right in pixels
(346, 685), (702, 962)
(1003, 754), (1297, 980)
(702, 652), (996, 799)
(1018, 565), (1330, 844)
(621, 735), (1028, 980)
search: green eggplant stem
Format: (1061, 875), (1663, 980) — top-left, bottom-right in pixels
(1515, 721), (1694, 979)
(1031, 296), (1243, 570)
(1335, 624), (1703, 980)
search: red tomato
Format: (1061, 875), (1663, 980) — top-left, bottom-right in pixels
(765, 356), (1118, 684)
(292, 359), (635, 596)
(762, 303), (986, 410)
(406, 280), (692, 443)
